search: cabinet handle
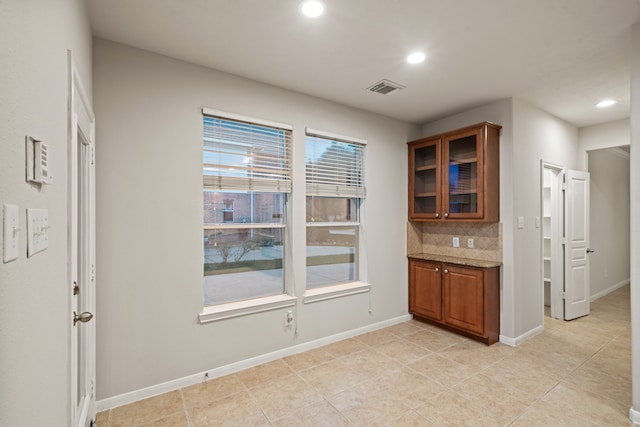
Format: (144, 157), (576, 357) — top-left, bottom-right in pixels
(444, 213), (449, 218)
(435, 268), (439, 272)
(435, 213), (440, 218)
(444, 269), (449, 274)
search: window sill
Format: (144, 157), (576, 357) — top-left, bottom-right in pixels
(199, 294), (297, 324)
(303, 281), (371, 304)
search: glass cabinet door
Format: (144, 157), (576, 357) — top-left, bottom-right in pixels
(443, 129), (483, 219)
(410, 139), (441, 219)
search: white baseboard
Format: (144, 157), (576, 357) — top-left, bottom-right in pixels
(500, 325), (544, 347)
(591, 279), (630, 302)
(629, 406), (640, 424)
(96, 313), (411, 412)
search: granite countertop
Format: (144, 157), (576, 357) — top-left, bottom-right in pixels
(407, 253), (502, 268)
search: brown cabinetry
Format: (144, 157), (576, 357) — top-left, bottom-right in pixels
(409, 258), (500, 344)
(408, 122), (501, 222)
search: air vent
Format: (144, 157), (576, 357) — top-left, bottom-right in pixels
(367, 79), (405, 95)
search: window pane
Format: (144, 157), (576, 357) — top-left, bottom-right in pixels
(204, 191), (285, 225)
(306, 226), (356, 289)
(204, 227), (284, 305)
(306, 196), (358, 223)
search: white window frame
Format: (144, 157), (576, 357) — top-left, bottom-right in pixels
(200, 109), (294, 323)
(303, 128), (369, 303)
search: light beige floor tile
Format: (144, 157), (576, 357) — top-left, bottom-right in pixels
(439, 339), (511, 370)
(510, 400), (599, 427)
(181, 374), (245, 408)
(373, 338), (431, 365)
(414, 389), (504, 427)
(110, 391), (184, 427)
(352, 366), (446, 409)
(248, 373), (324, 421)
(271, 398), (349, 427)
(541, 383), (630, 426)
(354, 328), (398, 346)
(95, 410), (109, 427)
(404, 329), (464, 352)
(283, 347), (334, 372)
(407, 353), (477, 387)
(327, 387), (411, 426)
(322, 337), (367, 358)
(387, 410), (436, 426)
(341, 348), (398, 375)
(498, 347), (582, 380)
(485, 361), (559, 402)
(140, 411), (189, 427)
(189, 391), (270, 427)
(297, 358), (365, 397)
(235, 359), (293, 388)
(383, 321), (425, 338)
(564, 364), (632, 405)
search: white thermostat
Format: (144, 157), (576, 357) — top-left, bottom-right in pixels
(26, 136), (53, 184)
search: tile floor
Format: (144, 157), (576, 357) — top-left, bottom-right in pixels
(96, 285), (632, 426)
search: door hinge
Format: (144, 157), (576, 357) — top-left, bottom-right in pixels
(561, 237), (567, 245)
(91, 263), (95, 282)
(90, 146), (95, 165)
(562, 183), (567, 191)
(73, 281), (79, 295)
(561, 291), (568, 299)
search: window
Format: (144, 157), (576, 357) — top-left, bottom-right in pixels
(305, 129), (366, 289)
(203, 109), (291, 306)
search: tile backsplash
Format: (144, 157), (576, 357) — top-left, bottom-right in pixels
(407, 221), (502, 262)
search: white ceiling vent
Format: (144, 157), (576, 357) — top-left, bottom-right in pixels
(367, 79), (405, 95)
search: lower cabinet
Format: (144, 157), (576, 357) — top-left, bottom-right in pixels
(409, 258), (500, 345)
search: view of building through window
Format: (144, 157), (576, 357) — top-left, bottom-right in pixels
(203, 113), (291, 306)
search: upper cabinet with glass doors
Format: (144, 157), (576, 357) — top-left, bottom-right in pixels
(408, 122), (501, 222)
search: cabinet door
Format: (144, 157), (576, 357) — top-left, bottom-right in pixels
(443, 265), (484, 334)
(409, 260), (442, 321)
(442, 129), (484, 220)
(409, 138), (441, 220)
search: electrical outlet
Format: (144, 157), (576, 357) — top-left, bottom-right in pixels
(284, 310), (294, 326)
(452, 237), (459, 248)
(467, 238), (474, 249)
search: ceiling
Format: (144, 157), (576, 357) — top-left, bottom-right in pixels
(87, 0), (640, 128)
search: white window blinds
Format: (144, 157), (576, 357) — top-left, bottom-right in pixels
(305, 130), (366, 198)
(203, 110), (292, 192)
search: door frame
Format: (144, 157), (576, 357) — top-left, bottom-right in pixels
(540, 161), (565, 321)
(68, 51), (96, 427)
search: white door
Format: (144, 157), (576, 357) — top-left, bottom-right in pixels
(564, 169), (591, 320)
(69, 53), (96, 427)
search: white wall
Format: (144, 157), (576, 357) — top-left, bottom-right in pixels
(421, 98), (581, 341)
(511, 99), (579, 335)
(629, 21), (640, 419)
(579, 119), (630, 159)
(0, 1), (92, 425)
(587, 148), (630, 298)
(93, 39), (420, 400)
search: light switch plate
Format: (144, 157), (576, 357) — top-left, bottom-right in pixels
(3, 204), (20, 263)
(27, 208), (48, 257)
(517, 216), (525, 229)
(453, 236), (460, 248)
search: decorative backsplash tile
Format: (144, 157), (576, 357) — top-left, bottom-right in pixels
(407, 222), (502, 263)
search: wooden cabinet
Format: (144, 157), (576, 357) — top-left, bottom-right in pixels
(408, 122), (501, 222)
(409, 258), (500, 345)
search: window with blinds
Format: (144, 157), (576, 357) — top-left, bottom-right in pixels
(203, 110), (292, 193)
(202, 109), (292, 307)
(305, 130), (366, 198)
(305, 130), (366, 289)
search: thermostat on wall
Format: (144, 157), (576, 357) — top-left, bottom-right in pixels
(26, 136), (53, 184)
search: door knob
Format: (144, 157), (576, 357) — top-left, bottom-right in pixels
(74, 311), (94, 326)
(586, 248), (595, 254)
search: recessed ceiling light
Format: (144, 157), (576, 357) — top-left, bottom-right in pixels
(406, 52), (426, 64)
(300, 0), (325, 18)
(596, 99), (616, 108)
